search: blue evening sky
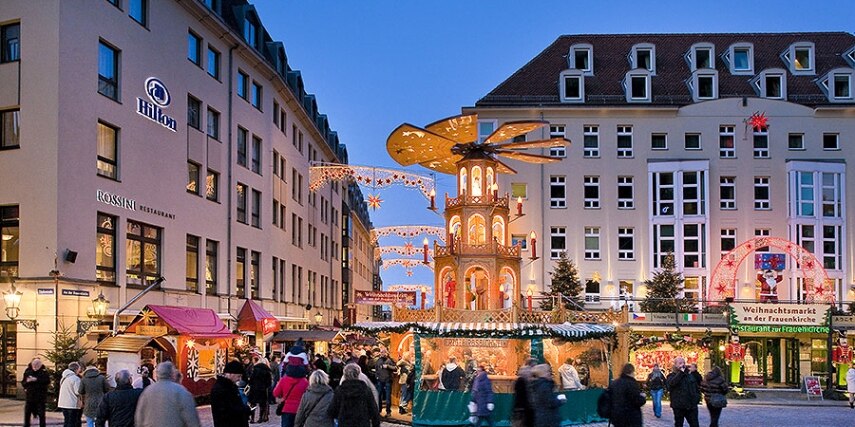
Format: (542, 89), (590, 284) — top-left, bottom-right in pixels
(250, 0), (854, 298)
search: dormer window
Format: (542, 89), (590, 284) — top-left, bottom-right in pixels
(782, 42), (815, 75)
(845, 46), (855, 67)
(559, 69), (585, 103)
(631, 44), (656, 73)
(624, 70), (651, 102)
(725, 43), (754, 74)
(243, 17), (258, 48)
(817, 68), (855, 102)
(687, 43), (715, 71)
(751, 69), (787, 99)
(568, 44), (593, 74)
(689, 70), (718, 101)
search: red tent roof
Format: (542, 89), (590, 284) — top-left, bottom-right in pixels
(141, 305), (234, 338)
(237, 300), (278, 335)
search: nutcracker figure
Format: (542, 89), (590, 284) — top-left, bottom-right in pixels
(724, 332), (746, 384)
(832, 330), (853, 387)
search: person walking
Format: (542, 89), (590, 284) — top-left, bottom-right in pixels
(21, 358), (50, 427)
(469, 366), (495, 427)
(79, 365), (111, 427)
(294, 370), (334, 427)
(688, 363), (703, 404)
(96, 370), (143, 427)
(558, 358), (583, 391)
(328, 354), (343, 390)
(374, 349), (396, 417)
(248, 358), (273, 423)
(210, 361), (252, 427)
(134, 362), (201, 427)
(328, 364), (381, 427)
(58, 362), (83, 427)
(396, 353), (413, 414)
(440, 357), (465, 391)
(847, 365), (855, 409)
(700, 366), (729, 427)
(607, 363), (646, 427)
(273, 363), (310, 427)
(528, 364), (565, 427)
(646, 363), (666, 418)
(666, 357), (700, 427)
(511, 360), (536, 427)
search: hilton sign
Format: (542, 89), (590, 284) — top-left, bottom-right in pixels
(136, 77), (177, 132)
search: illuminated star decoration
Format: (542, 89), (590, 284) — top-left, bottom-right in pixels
(367, 194), (383, 210)
(747, 111), (768, 130)
(140, 308), (156, 326)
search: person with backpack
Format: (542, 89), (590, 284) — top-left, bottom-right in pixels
(606, 363), (646, 427)
(646, 363), (666, 418)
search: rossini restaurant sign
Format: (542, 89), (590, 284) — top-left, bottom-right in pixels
(729, 303), (830, 334)
(97, 189), (175, 220)
(136, 77), (177, 132)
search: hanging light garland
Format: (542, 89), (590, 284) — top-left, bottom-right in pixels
(309, 163), (435, 210)
(386, 284), (433, 294)
(371, 225), (445, 244)
(375, 244), (433, 261)
(382, 258), (434, 276)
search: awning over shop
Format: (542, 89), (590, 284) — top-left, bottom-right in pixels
(94, 335), (167, 353)
(270, 329), (342, 343)
(237, 300), (278, 335)
(349, 322), (615, 341)
(127, 305), (234, 339)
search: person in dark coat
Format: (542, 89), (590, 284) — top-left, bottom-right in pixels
(210, 361), (252, 427)
(79, 365), (111, 427)
(22, 358), (50, 427)
(440, 357), (465, 391)
(608, 363), (646, 427)
(469, 366), (495, 427)
(528, 364), (564, 427)
(512, 361), (536, 427)
(700, 366), (729, 427)
(96, 370), (143, 427)
(689, 363), (704, 404)
(666, 357), (700, 427)
(248, 359), (273, 423)
(328, 354), (344, 390)
(294, 370), (334, 427)
(373, 349), (396, 417)
(328, 364), (380, 427)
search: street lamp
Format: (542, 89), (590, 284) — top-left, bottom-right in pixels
(3, 283), (37, 330)
(78, 292), (110, 336)
(314, 311), (323, 324)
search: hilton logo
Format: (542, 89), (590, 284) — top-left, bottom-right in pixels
(136, 77), (177, 132)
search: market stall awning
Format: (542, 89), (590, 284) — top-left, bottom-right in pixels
(270, 329), (342, 343)
(349, 322), (614, 340)
(237, 300), (278, 335)
(94, 335), (167, 353)
(127, 305), (235, 339)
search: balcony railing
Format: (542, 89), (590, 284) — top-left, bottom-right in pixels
(434, 239), (521, 258)
(446, 194), (509, 209)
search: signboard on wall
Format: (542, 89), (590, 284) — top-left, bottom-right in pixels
(729, 303), (830, 333)
(355, 290), (416, 306)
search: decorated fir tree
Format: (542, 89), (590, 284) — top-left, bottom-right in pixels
(541, 252), (584, 310)
(640, 253), (694, 312)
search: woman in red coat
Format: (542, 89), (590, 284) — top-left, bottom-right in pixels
(273, 365), (309, 427)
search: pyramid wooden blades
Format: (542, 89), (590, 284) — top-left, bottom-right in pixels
(493, 157), (518, 174)
(387, 124), (456, 166)
(484, 120), (549, 144)
(419, 155), (463, 175)
(425, 113), (478, 144)
(495, 150), (561, 164)
(492, 137), (570, 150)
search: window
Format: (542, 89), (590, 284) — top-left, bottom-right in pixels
(243, 18), (257, 48)
(272, 257), (279, 301)
(629, 75), (649, 100)
(206, 108), (219, 139)
(511, 183), (527, 199)
(823, 133), (839, 150)
(617, 126), (632, 158)
(720, 177), (736, 210)
(822, 225), (841, 269)
(693, 46), (712, 69)
(585, 280), (600, 303)
(720, 228), (736, 257)
(754, 228), (770, 253)
(206, 46), (220, 79)
(236, 183), (247, 224)
(754, 177), (770, 210)
(731, 46), (753, 72)
(251, 81), (262, 109)
(834, 74), (851, 99)
(652, 172), (674, 216)
(683, 224), (704, 268)
(583, 176), (599, 209)
(787, 44), (814, 72)
(95, 213), (116, 283)
(796, 224), (814, 255)
(796, 171), (814, 216)
(96, 122), (118, 179)
(98, 41), (119, 100)
(187, 162), (200, 195)
(478, 121), (495, 143)
(753, 126), (769, 158)
(250, 251), (260, 299)
(561, 74), (583, 101)
(821, 172), (841, 218)
(251, 135), (262, 173)
(653, 224), (675, 268)
(237, 71), (248, 99)
(571, 46), (592, 72)
(187, 31), (201, 65)
(550, 227), (566, 259)
(187, 95), (201, 130)
(684, 133), (700, 150)
(186, 235), (199, 292)
(651, 133), (667, 150)
(765, 74), (783, 98)
(633, 47), (654, 71)
(205, 240), (217, 294)
(273, 200), (280, 227)
(617, 176), (634, 209)
(129, 0), (147, 26)
(618, 227), (634, 260)
(278, 108), (287, 133)
(584, 227), (600, 260)
(126, 220), (161, 285)
(236, 248), (246, 298)
(1, 23), (20, 63)
(549, 125), (566, 157)
(236, 127), (247, 166)
(0, 109), (19, 149)
(696, 74), (716, 99)
(682, 171), (704, 215)
(788, 133), (804, 150)
(251, 189), (261, 228)
(719, 125), (735, 158)
(583, 125), (599, 157)
(206, 169), (218, 201)
(550, 176), (566, 208)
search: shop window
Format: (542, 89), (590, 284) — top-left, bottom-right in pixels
(96, 213), (115, 283)
(126, 220), (161, 286)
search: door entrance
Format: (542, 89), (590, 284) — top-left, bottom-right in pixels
(785, 338), (800, 385)
(0, 322), (17, 397)
(742, 338), (800, 387)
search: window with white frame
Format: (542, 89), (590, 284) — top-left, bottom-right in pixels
(796, 171), (815, 216)
(822, 225), (841, 269)
(617, 176), (634, 209)
(632, 45), (655, 72)
(571, 45), (593, 73)
(651, 133), (667, 150)
(719, 125), (735, 158)
(583, 125), (599, 157)
(754, 228), (770, 252)
(765, 73), (784, 99)
(788, 133), (804, 150)
(511, 183), (527, 199)
(549, 125), (566, 157)
(720, 176), (736, 210)
(653, 224), (675, 268)
(618, 227), (634, 260)
(550, 227), (566, 259)
(684, 133), (701, 150)
(821, 172), (842, 218)
(584, 227), (600, 260)
(727, 44), (754, 74)
(683, 223), (705, 268)
(550, 176), (566, 208)
(683, 277), (701, 303)
(796, 224), (815, 255)
(720, 228), (736, 257)
(695, 72), (717, 99)
(652, 172), (674, 216)
(627, 74), (650, 101)
(819, 70), (854, 101)
(560, 70), (584, 102)
(834, 74), (852, 99)
(682, 171), (705, 216)
(823, 133), (839, 150)
(585, 279), (601, 303)
(754, 177), (770, 210)
(478, 121), (495, 143)
(617, 125), (633, 158)
(753, 126), (769, 158)
(583, 176), (600, 209)
(690, 44), (714, 70)
(783, 43), (814, 73)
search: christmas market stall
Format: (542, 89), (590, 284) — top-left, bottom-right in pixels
(628, 330), (714, 382)
(349, 321), (615, 427)
(236, 299), (279, 354)
(95, 305), (234, 396)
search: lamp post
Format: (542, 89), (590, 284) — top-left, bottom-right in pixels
(314, 311), (323, 325)
(3, 282), (37, 330)
(78, 292), (110, 337)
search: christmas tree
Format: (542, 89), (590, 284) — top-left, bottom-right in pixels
(541, 252), (584, 310)
(640, 253), (694, 312)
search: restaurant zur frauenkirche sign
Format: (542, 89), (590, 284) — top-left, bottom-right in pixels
(729, 303), (830, 334)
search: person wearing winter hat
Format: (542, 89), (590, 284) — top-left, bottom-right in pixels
(274, 356), (309, 427)
(211, 361), (252, 427)
(282, 339), (310, 378)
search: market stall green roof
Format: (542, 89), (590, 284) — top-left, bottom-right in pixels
(348, 321), (614, 340)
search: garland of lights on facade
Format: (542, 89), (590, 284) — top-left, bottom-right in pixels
(309, 163), (435, 210)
